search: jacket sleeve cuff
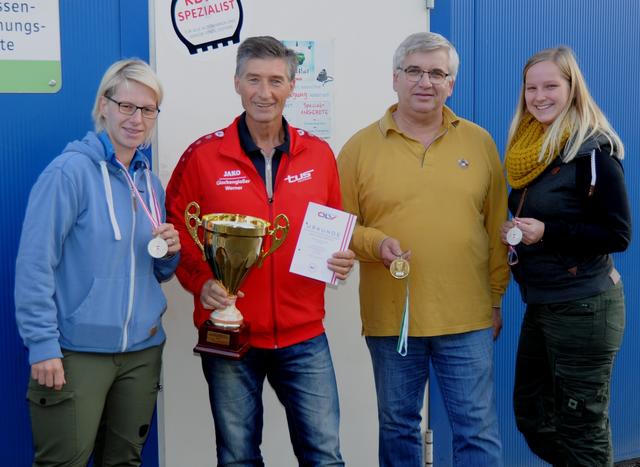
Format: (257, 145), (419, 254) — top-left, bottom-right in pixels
(540, 221), (564, 248)
(350, 226), (388, 262)
(28, 339), (63, 365)
(155, 252), (180, 281)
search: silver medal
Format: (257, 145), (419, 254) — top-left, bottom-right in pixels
(506, 226), (523, 246)
(148, 236), (169, 258)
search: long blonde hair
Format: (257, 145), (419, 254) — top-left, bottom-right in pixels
(507, 46), (623, 162)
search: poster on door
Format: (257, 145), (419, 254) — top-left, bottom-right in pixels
(0, 0), (61, 93)
(282, 40), (334, 140)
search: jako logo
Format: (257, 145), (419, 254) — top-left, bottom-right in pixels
(318, 211), (337, 220)
(224, 170), (241, 177)
(284, 169), (314, 183)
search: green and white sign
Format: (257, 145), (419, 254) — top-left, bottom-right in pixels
(0, 0), (61, 93)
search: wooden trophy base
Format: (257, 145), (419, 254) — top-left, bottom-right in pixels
(193, 321), (250, 360)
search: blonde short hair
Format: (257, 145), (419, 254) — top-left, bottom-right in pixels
(91, 59), (163, 147)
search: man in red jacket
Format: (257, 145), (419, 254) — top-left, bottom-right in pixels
(166, 36), (354, 466)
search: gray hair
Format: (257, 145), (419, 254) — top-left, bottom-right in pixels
(92, 59), (162, 146)
(393, 32), (460, 79)
(235, 36), (297, 81)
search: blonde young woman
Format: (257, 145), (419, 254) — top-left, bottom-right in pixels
(15, 59), (180, 466)
(501, 46), (631, 466)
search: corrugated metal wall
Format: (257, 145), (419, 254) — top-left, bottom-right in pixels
(0, 1), (159, 465)
(429, 0), (640, 465)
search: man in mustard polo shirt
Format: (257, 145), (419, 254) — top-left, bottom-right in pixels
(337, 32), (509, 467)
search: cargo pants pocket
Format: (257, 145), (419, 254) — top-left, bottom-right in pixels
(27, 386), (78, 464)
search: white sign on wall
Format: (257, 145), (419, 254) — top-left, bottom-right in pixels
(283, 40), (334, 139)
(171, 0), (244, 54)
(0, 0), (61, 93)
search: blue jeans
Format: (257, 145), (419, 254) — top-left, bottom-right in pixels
(366, 328), (502, 467)
(200, 333), (344, 467)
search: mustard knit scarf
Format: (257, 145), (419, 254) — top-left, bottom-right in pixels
(505, 113), (569, 189)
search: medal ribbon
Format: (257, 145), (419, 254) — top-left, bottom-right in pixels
(115, 159), (161, 229)
(508, 188), (528, 266)
(396, 279), (409, 356)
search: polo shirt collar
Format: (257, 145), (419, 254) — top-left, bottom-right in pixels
(379, 104), (461, 136)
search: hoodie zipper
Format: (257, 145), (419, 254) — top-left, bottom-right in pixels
(121, 168), (137, 351)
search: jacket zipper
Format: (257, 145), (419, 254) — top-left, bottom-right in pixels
(264, 151), (274, 202)
(267, 151), (288, 348)
(268, 197), (279, 348)
(269, 198), (279, 349)
(121, 169), (137, 351)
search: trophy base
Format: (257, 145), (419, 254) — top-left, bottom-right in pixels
(194, 321), (250, 360)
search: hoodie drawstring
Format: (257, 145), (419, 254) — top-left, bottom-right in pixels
(100, 160), (122, 240)
(588, 149), (597, 197)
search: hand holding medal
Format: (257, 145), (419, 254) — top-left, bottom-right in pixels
(115, 160), (180, 259)
(151, 223), (181, 258)
(506, 222), (523, 246)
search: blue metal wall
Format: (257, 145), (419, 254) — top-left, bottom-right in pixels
(0, 1), (159, 465)
(429, 0), (640, 465)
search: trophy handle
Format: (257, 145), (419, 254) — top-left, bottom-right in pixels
(185, 201), (206, 260)
(257, 213), (289, 267)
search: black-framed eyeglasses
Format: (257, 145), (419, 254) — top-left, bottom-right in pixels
(105, 95), (160, 119)
(397, 67), (450, 84)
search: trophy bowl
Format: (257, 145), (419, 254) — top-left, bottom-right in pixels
(185, 202), (289, 359)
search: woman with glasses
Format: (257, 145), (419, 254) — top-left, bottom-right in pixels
(501, 46), (631, 466)
(15, 59), (180, 466)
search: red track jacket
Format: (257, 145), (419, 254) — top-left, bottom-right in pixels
(166, 117), (342, 349)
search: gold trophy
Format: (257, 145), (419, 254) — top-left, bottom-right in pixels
(185, 202), (289, 359)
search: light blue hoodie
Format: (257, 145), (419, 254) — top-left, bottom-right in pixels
(15, 131), (179, 365)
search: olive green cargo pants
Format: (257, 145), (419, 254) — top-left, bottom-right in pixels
(27, 345), (162, 467)
(513, 283), (624, 467)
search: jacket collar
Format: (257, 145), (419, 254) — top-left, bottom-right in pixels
(573, 133), (613, 158)
(237, 112), (291, 156)
(219, 115), (309, 161)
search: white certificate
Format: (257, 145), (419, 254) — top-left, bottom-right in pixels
(290, 202), (356, 285)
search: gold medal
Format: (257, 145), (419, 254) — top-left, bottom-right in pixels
(390, 257), (410, 279)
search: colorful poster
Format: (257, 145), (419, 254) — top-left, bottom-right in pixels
(283, 40), (334, 139)
(171, 0), (244, 55)
(0, 0), (61, 93)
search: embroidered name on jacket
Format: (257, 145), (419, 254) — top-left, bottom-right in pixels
(284, 169), (314, 184)
(216, 170), (251, 191)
